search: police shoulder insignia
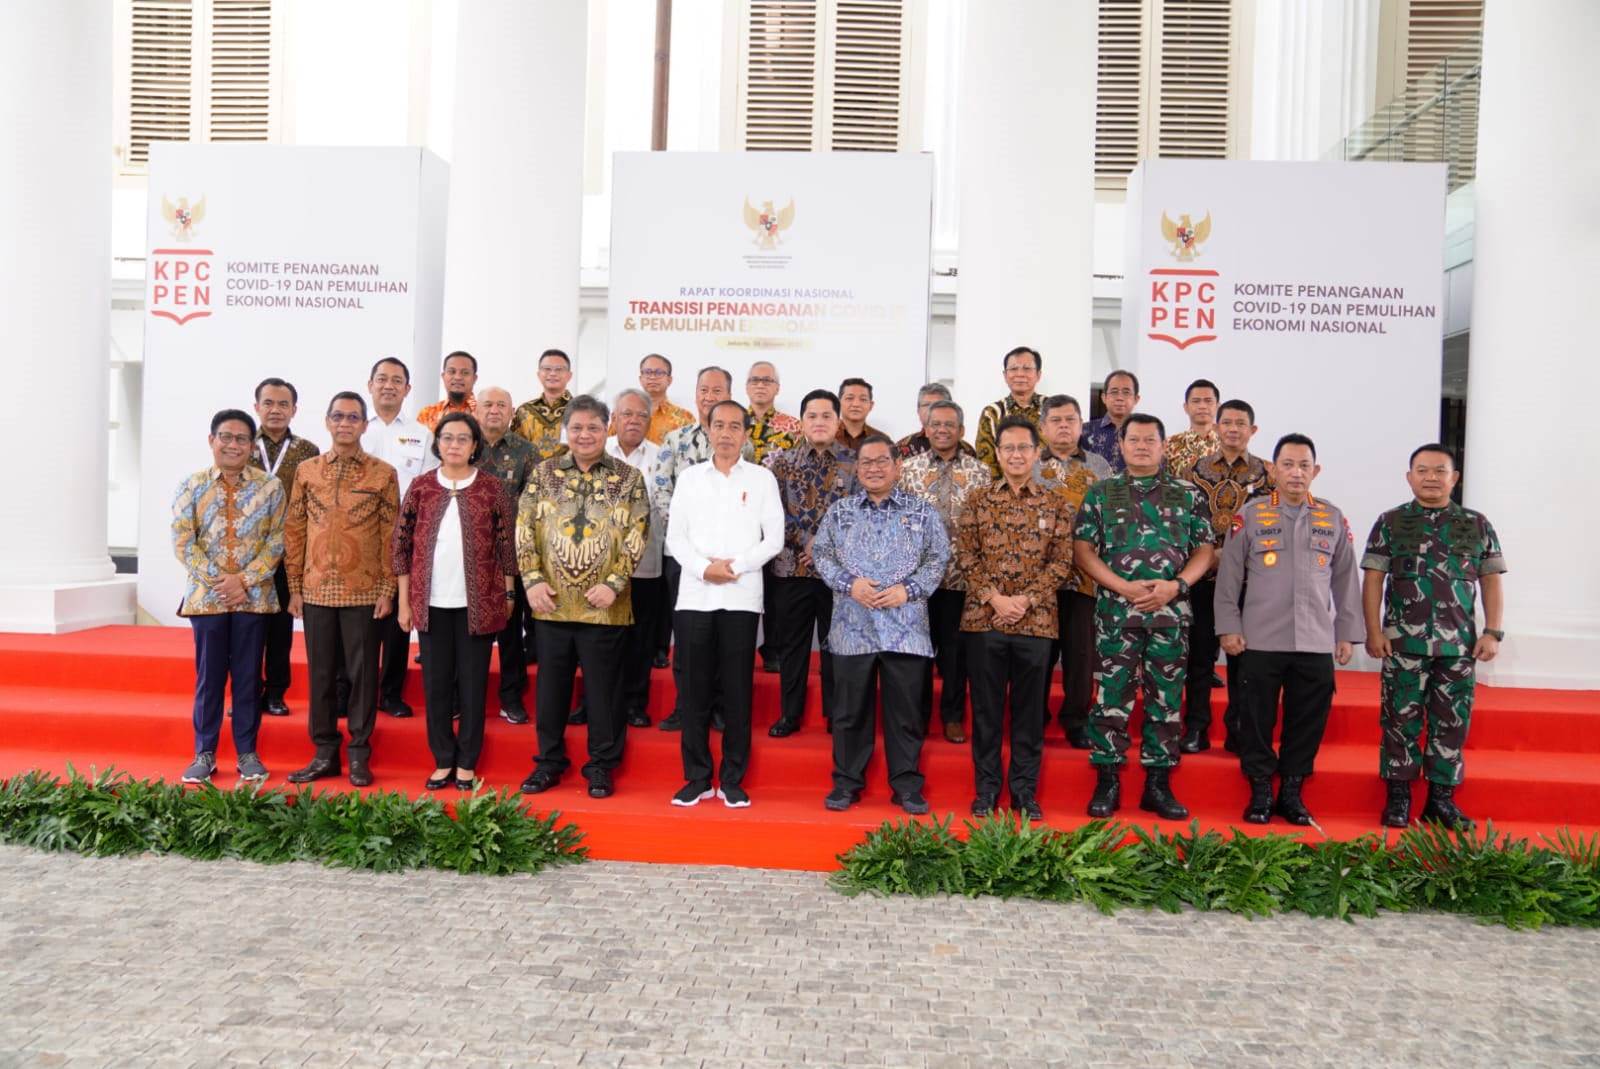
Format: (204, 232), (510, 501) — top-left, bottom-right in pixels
(1229, 513), (1244, 535)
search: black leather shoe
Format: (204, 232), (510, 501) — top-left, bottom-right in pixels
(1421, 782), (1474, 830)
(379, 699), (413, 719)
(521, 769), (559, 795)
(892, 791), (931, 816)
(1139, 768), (1189, 820)
(568, 703), (588, 725)
(1087, 767), (1121, 818)
(287, 757), (340, 784)
(971, 794), (997, 817)
(1065, 725), (1092, 750)
(768, 718), (800, 738)
(1243, 776), (1273, 824)
(1210, 671), (1224, 687)
(425, 772), (453, 791)
(1011, 795), (1044, 822)
(823, 787), (861, 811)
(455, 774), (478, 792)
(499, 707), (529, 725)
(261, 700), (291, 717)
(1180, 727), (1210, 754)
(348, 761), (373, 788)
(1274, 775), (1314, 826)
(587, 771), (614, 799)
(1381, 778), (1412, 828)
(658, 711), (682, 731)
(627, 709), (651, 728)
(651, 651), (671, 669)
(762, 656), (781, 674)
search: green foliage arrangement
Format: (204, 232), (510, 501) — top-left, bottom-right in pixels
(831, 813), (1600, 930)
(0, 766), (586, 876)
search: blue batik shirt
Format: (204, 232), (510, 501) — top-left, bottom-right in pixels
(811, 488), (951, 657)
(1079, 415), (1127, 474)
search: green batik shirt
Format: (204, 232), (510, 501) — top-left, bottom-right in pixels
(1361, 500), (1506, 657)
(1073, 473), (1213, 629)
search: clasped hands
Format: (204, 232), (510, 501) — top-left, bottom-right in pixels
(850, 578), (909, 610)
(1114, 578), (1179, 613)
(527, 581), (616, 612)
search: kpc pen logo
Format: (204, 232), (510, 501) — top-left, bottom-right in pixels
(1147, 208), (1216, 350)
(150, 193), (213, 326)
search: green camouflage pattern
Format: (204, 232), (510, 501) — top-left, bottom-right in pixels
(1380, 652), (1475, 785)
(1361, 501), (1506, 657)
(1074, 474), (1213, 630)
(1088, 623), (1189, 769)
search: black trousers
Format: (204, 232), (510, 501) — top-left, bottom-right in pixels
(832, 651), (928, 796)
(1183, 578), (1220, 730)
(494, 577), (529, 713)
(378, 612), (411, 707)
(663, 556), (718, 716)
(772, 576), (835, 727)
(921, 587), (969, 727)
(533, 620), (627, 779)
(675, 609), (758, 789)
(1047, 588), (1096, 733)
(259, 564), (293, 704)
(418, 607), (493, 769)
(660, 555), (681, 657)
(759, 562), (779, 662)
(303, 603), (382, 763)
(966, 630), (1052, 801)
(621, 575), (666, 717)
(1236, 650), (1337, 779)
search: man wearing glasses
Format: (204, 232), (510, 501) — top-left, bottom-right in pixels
(744, 361), (798, 674)
(974, 346), (1046, 478)
(635, 353), (695, 445)
(513, 349), (576, 461)
(1081, 370), (1140, 474)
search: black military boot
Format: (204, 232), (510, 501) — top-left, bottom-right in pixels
(1274, 775), (1313, 826)
(1421, 782), (1475, 830)
(1242, 776), (1273, 824)
(1086, 767), (1121, 818)
(1380, 778), (1412, 828)
(1140, 768), (1189, 820)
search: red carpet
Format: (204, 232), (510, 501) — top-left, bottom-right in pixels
(0, 626), (1596, 870)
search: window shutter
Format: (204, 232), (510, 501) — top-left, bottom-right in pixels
(825, 0), (906, 152)
(741, 1), (820, 151)
(1401, 0), (1482, 186)
(206, 0), (274, 145)
(128, 0), (195, 168)
(1094, 0), (1147, 184)
(1153, 0), (1232, 160)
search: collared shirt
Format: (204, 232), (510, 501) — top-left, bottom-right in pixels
(171, 466), (286, 616)
(895, 431), (978, 460)
(812, 489), (950, 657)
(1362, 500), (1507, 657)
(1073, 474), (1213, 630)
(764, 440), (859, 578)
(835, 421), (886, 452)
(1215, 492), (1365, 654)
(897, 448), (991, 590)
(249, 430), (319, 501)
(476, 430), (536, 507)
(648, 422), (756, 520)
(1079, 415), (1126, 474)
(644, 397), (695, 445)
(955, 479), (1076, 638)
(664, 458), (784, 613)
(974, 393), (1043, 477)
(416, 395), (477, 433)
(746, 408), (800, 464)
(606, 435), (664, 579)
(361, 411), (437, 498)
(517, 452), (649, 627)
(512, 391), (571, 461)
(1186, 450), (1274, 547)
(285, 449), (400, 606)
(1035, 448), (1112, 595)
(1165, 427), (1220, 479)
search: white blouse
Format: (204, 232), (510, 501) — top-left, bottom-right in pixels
(429, 468), (478, 609)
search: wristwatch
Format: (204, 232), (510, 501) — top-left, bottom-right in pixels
(1483, 628), (1505, 641)
(1174, 578), (1191, 599)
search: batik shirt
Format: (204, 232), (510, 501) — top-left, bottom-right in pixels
(955, 479), (1076, 639)
(835, 422), (887, 452)
(649, 423), (754, 519)
(645, 399), (695, 445)
(894, 431), (978, 460)
(746, 408), (800, 464)
(897, 449), (990, 590)
(1079, 415), (1126, 474)
(1073, 474), (1213, 630)
(1185, 450), (1273, 546)
(171, 466), (286, 616)
(476, 431), (536, 505)
(1362, 501), (1506, 657)
(517, 452), (649, 627)
(765, 440), (859, 578)
(1035, 448), (1112, 596)
(1165, 427), (1220, 480)
(511, 391), (571, 461)
(416, 395), (477, 433)
(974, 394), (1043, 477)
(249, 430), (319, 501)
(811, 489), (950, 657)
(285, 450), (400, 607)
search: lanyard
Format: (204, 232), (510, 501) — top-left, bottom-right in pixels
(257, 434), (292, 478)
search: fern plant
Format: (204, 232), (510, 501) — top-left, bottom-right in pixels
(831, 815), (964, 897)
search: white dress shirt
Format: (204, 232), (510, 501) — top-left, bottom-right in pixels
(428, 469), (476, 608)
(361, 409), (438, 497)
(665, 457), (783, 613)
(606, 435), (664, 580)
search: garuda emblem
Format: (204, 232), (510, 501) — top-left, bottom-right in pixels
(1160, 210), (1211, 262)
(161, 195), (206, 241)
(743, 197), (795, 251)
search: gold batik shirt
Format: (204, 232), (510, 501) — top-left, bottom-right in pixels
(516, 452), (649, 626)
(512, 391), (571, 461)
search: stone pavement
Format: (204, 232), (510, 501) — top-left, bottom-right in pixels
(2, 846), (1597, 1068)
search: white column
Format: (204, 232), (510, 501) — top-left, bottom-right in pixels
(0, 3), (134, 632)
(1248, 0), (1380, 161)
(441, 0), (587, 403)
(1465, 0), (1600, 688)
(950, 0), (1095, 423)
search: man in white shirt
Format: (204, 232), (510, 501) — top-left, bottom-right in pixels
(358, 356), (439, 719)
(664, 400), (784, 808)
(607, 387), (665, 728)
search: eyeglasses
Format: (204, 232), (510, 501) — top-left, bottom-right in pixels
(538, 364), (569, 374)
(998, 443), (1036, 455)
(437, 434), (475, 446)
(640, 369), (670, 379)
(858, 456), (895, 469)
(213, 432), (252, 445)
(328, 412), (366, 424)
(747, 376), (778, 386)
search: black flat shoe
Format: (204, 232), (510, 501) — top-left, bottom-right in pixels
(425, 772), (453, 791)
(627, 710), (651, 728)
(658, 712), (682, 731)
(768, 719), (800, 738)
(455, 774), (479, 792)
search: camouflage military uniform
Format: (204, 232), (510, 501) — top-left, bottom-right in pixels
(1074, 474), (1213, 768)
(1362, 502), (1506, 785)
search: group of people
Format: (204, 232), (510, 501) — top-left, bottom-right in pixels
(172, 346), (1507, 830)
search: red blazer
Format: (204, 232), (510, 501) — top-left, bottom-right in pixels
(392, 470), (516, 636)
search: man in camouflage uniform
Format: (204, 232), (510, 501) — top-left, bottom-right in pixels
(1073, 413), (1215, 820)
(1362, 443), (1506, 829)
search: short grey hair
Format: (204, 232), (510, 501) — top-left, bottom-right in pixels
(562, 393), (610, 428)
(476, 385), (513, 405)
(612, 387), (653, 417)
(917, 382), (952, 403)
(927, 399), (964, 426)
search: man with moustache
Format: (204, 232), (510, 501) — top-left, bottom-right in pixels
(474, 386), (537, 723)
(416, 350), (479, 431)
(249, 377), (318, 717)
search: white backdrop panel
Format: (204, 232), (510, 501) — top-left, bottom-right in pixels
(607, 152), (933, 437)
